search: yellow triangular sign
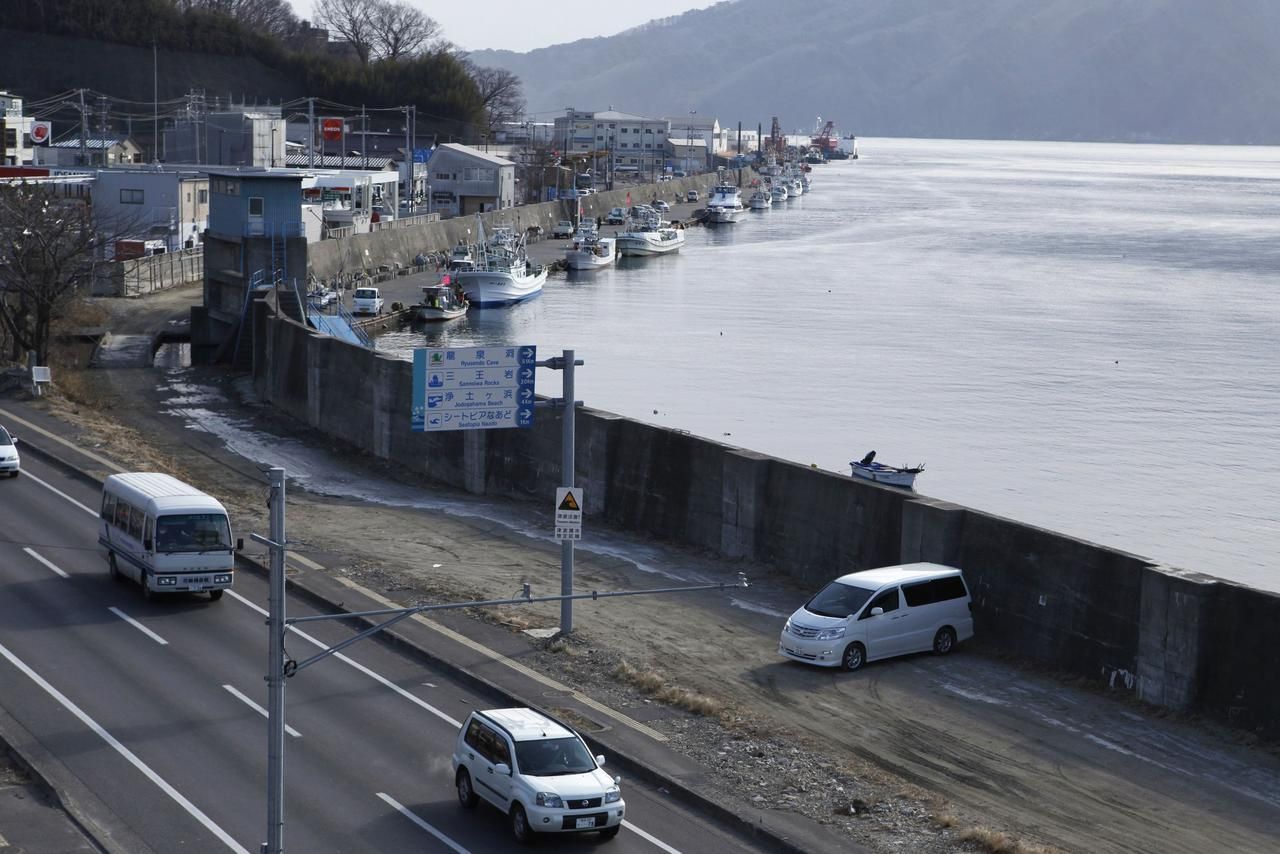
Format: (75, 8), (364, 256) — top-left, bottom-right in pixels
(558, 491), (580, 512)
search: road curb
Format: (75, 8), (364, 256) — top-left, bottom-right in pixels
(7, 404), (832, 854)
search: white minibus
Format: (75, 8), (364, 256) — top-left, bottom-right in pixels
(779, 563), (974, 671)
(98, 472), (239, 600)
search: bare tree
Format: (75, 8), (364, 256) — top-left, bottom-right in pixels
(313, 0), (377, 63)
(468, 65), (526, 131)
(370, 0), (441, 61)
(0, 185), (132, 365)
(176, 0), (299, 37)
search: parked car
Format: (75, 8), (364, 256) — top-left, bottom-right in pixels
(686, 189), (700, 202)
(652, 200), (670, 213)
(606, 207), (626, 225)
(778, 563), (974, 671)
(351, 286), (384, 316)
(453, 707), (624, 844)
(551, 220), (576, 238)
(307, 287), (338, 308)
(0, 425), (20, 478)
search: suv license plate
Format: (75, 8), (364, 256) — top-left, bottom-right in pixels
(575, 818), (596, 829)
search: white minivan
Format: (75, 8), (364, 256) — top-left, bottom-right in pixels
(778, 563), (974, 671)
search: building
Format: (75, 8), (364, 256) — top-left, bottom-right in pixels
(425, 144), (515, 217)
(553, 109), (671, 178)
(165, 108), (286, 167)
(0, 92), (34, 165)
(667, 137), (707, 175)
(93, 168), (210, 253)
(493, 121), (555, 146)
(663, 115), (724, 156)
(45, 136), (144, 168)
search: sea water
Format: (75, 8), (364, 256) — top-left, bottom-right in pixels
(377, 138), (1280, 591)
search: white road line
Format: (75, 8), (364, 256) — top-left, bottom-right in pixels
(23, 547), (69, 578)
(108, 607), (169, 646)
(20, 469), (99, 517)
(624, 820), (684, 854)
(222, 685), (301, 737)
(376, 792), (470, 853)
(225, 590), (462, 728)
(0, 640), (250, 854)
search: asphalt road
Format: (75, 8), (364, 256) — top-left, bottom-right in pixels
(0, 453), (763, 853)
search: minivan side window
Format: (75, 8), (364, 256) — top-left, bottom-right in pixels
(860, 587), (900, 619)
(102, 492), (116, 520)
(903, 576), (968, 607)
(114, 499), (131, 530)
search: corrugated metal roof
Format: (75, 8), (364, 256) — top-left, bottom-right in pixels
(284, 153), (393, 169)
(50, 137), (132, 150)
(435, 143), (513, 167)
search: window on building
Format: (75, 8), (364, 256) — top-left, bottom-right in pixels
(120, 188), (144, 204)
(621, 128), (629, 133)
(198, 189), (208, 204)
(248, 196), (264, 217)
(645, 128), (653, 134)
(463, 167), (496, 182)
(435, 172), (451, 181)
(657, 129), (664, 135)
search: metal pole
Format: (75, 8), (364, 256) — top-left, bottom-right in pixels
(307, 97), (314, 168)
(265, 467), (286, 854)
(560, 349), (576, 634)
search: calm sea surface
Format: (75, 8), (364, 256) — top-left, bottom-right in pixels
(378, 138), (1280, 592)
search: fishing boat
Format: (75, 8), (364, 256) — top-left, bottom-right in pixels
(748, 188), (772, 210)
(615, 206), (685, 257)
(416, 282), (468, 321)
(770, 181), (789, 203)
(849, 451), (924, 489)
(565, 235), (616, 271)
(704, 183), (747, 224)
(455, 217), (548, 307)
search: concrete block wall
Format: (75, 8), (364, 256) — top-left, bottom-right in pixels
(250, 313), (1280, 739)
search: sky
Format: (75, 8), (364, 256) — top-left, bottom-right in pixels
(289, 1), (723, 53)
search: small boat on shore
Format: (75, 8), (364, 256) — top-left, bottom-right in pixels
(416, 281), (468, 321)
(849, 451), (924, 489)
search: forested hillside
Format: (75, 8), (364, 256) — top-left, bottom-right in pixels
(470, 0), (1280, 144)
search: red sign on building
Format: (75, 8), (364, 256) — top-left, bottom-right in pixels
(320, 118), (344, 141)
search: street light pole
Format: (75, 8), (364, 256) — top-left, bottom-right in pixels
(687, 109), (696, 176)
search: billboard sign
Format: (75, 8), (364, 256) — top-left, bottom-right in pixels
(320, 118), (343, 141)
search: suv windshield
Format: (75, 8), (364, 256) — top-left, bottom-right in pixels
(156, 513), (232, 553)
(514, 736), (596, 777)
(805, 580), (874, 619)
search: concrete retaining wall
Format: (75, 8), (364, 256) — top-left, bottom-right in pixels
(252, 307), (1280, 740)
(93, 247), (204, 297)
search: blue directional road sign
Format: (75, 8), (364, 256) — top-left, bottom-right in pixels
(412, 345), (536, 432)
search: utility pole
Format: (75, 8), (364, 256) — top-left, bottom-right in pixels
(78, 89), (88, 166)
(152, 40), (159, 162)
(253, 468), (288, 854)
(361, 104), (367, 170)
(307, 97), (315, 168)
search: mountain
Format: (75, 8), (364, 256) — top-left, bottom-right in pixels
(468, 0), (1280, 144)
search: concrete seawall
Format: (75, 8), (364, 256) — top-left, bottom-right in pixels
(251, 308), (1280, 740)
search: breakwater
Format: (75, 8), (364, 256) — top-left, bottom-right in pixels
(248, 305), (1280, 740)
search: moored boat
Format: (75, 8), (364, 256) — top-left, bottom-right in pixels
(748, 188), (772, 210)
(416, 282), (468, 321)
(615, 206), (685, 257)
(705, 183), (747, 224)
(455, 217), (548, 307)
(565, 235), (616, 271)
(849, 451), (924, 489)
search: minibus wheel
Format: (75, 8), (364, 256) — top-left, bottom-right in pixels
(933, 627), (956, 655)
(841, 642), (866, 672)
(107, 553), (120, 580)
(141, 575), (153, 600)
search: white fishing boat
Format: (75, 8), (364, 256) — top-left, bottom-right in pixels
(416, 282), (468, 321)
(704, 183), (747, 223)
(455, 217), (548, 307)
(615, 207), (685, 257)
(446, 241), (475, 272)
(790, 175), (805, 196)
(849, 451), (924, 489)
(770, 181), (789, 203)
(565, 235), (616, 271)
(748, 188), (772, 210)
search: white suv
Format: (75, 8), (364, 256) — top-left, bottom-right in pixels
(453, 708), (624, 844)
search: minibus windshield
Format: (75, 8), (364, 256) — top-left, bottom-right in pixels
(805, 581), (874, 619)
(156, 513), (232, 553)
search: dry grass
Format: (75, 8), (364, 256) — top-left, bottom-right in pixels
(612, 660), (727, 719)
(934, 812), (959, 828)
(958, 825), (1058, 854)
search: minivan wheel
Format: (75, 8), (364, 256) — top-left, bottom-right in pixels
(455, 768), (478, 809)
(841, 642), (866, 672)
(510, 803), (535, 845)
(108, 552), (120, 580)
(933, 626), (957, 655)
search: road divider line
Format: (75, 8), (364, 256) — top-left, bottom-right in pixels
(23, 547), (68, 578)
(225, 590), (461, 728)
(20, 470), (99, 517)
(0, 640), (251, 854)
(376, 792), (469, 853)
(222, 685), (301, 737)
(334, 576), (668, 742)
(107, 607), (169, 645)
(624, 820), (684, 853)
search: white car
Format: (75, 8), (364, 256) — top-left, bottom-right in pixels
(453, 708), (624, 844)
(0, 426), (19, 477)
(551, 220), (576, 239)
(307, 287), (338, 308)
(351, 286), (384, 316)
(652, 200), (670, 213)
(779, 563), (974, 671)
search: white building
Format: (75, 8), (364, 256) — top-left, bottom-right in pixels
(664, 115), (724, 155)
(45, 136), (144, 168)
(0, 92), (35, 165)
(425, 144), (515, 217)
(553, 109), (671, 178)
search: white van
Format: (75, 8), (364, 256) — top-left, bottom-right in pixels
(352, 286), (384, 316)
(98, 473), (238, 600)
(778, 563), (974, 671)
